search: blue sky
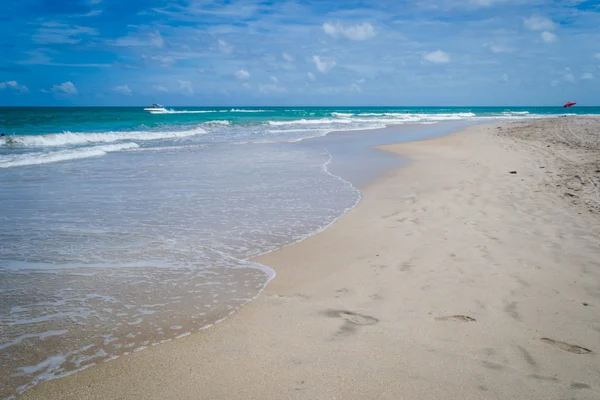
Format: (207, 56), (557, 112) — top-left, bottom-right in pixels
(1, 0), (599, 106)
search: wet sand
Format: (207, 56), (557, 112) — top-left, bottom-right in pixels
(20, 117), (600, 399)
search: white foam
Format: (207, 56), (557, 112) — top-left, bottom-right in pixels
(502, 111), (530, 115)
(1, 127), (206, 148)
(0, 143), (139, 168)
(331, 112), (354, 117)
(203, 120), (231, 126)
(230, 109), (270, 112)
(0, 330), (68, 351)
(156, 110), (219, 114)
(268, 118), (354, 126)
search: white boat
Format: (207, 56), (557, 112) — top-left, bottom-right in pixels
(144, 104), (168, 113)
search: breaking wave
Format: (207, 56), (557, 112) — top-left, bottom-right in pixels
(0, 127), (207, 148)
(0, 143), (139, 168)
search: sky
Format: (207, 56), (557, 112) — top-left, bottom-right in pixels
(0, 0), (599, 106)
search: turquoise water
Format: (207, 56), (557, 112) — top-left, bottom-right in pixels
(1, 106), (598, 136)
(0, 106), (597, 398)
(2, 106), (597, 168)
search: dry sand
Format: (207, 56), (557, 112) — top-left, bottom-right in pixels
(20, 117), (600, 399)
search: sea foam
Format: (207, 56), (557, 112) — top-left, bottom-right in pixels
(0, 127), (207, 148)
(0, 143), (139, 168)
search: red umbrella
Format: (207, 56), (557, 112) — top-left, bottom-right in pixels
(563, 101), (576, 108)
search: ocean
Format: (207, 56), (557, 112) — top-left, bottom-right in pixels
(0, 106), (597, 398)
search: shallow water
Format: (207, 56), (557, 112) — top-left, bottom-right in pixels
(0, 142), (360, 397)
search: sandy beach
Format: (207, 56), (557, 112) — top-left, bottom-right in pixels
(20, 117), (600, 400)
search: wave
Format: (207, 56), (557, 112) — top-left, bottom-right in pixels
(502, 111), (530, 115)
(155, 110), (223, 114)
(352, 112), (477, 118)
(230, 109), (271, 113)
(0, 127), (207, 148)
(0, 143), (139, 168)
(203, 120), (231, 126)
(268, 118), (354, 126)
(331, 112), (354, 117)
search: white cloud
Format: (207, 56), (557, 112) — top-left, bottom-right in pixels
(541, 31), (557, 43)
(51, 81), (78, 95)
(524, 16), (556, 31)
(33, 22), (98, 44)
(153, 85), (169, 92)
(270, 76), (278, 83)
(113, 85), (132, 95)
(143, 55), (175, 67)
(564, 73), (575, 83)
(582, 72), (594, 80)
(470, 0), (493, 6)
(114, 31), (164, 48)
(594, 53), (600, 60)
(322, 21), (376, 41)
(218, 39), (233, 54)
(234, 69), (250, 80)
(423, 50), (450, 63)
(282, 52), (294, 62)
(0, 80), (29, 93)
(149, 31), (165, 48)
(313, 55), (336, 73)
(179, 80), (193, 94)
(82, 9), (103, 17)
(502, 73), (509, 82)
(484, 42), (514, 53)
(307, 72), (316, 81)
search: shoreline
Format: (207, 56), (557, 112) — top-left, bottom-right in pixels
(1, 121), (466, 399)
(19, 117), (600, 399)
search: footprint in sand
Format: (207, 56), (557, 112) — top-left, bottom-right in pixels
(322, 310), (378, 337)
(323, 310), (378, 325)
(435, 315), (477, 322)
(540, 338), (591, 354)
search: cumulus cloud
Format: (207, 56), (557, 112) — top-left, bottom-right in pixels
(153, 85), (169, 92)
(323, 21), (376, 41)
(113, 85), (132, 95)
(524, 16), (556, 31)
(51, 81), (78, 95)
(307, 72), (316, 81)
(423, 50), (450, 63)
(0, 80), (29, 93)
(484, 42), (514, 53)
(582, 72), (594, 80)
(218, 39), (233, 54)
(313, 56), (336, 73)
(541, 31), (557, 43)
(179, 80), (193, 94)
(282, 52), (294, 62)
(234, 69), (250, 80)
(564, 73), (575, 83)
